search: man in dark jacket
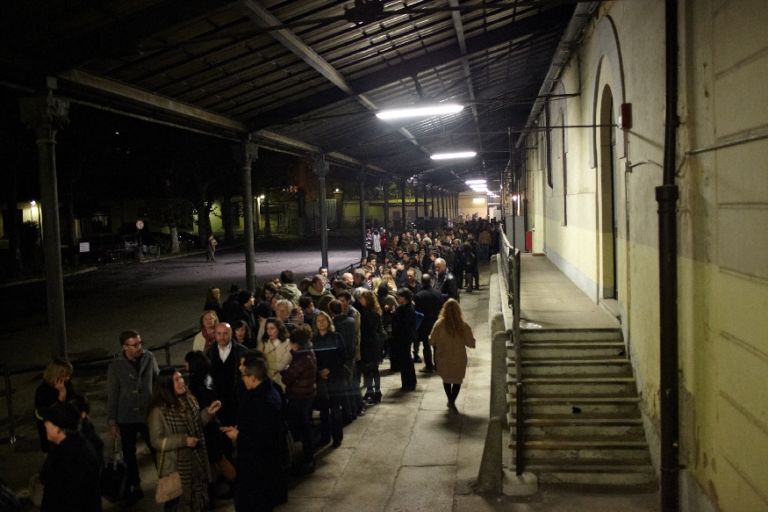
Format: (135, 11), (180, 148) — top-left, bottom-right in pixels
(222, 356), (287, 512)
(392, 288), (418, 391)
(434, 257), (460, 302)
(207, 323), (249, 427)
(107, 330), (159, 504)
(39, 402), (101, 511)
(414, 273), (444, 373)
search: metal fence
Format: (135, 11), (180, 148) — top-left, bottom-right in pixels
(499, 230), (524, 475)
(0, 330), (196, 449)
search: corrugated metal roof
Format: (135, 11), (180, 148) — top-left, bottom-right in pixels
(1, 0), (579, 191)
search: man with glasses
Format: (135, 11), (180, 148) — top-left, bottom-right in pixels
(107, 330), (159, 505)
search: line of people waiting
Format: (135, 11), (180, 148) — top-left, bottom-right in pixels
(30, 219), (495, 511)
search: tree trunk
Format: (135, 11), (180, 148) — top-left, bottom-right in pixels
(170, 224), (180, 253)
(222, 195), (234, 242)
(64, 174), (79, 268)
(263, 195), (272, 237)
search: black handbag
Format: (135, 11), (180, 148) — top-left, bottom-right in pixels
(101, 439), (129, 503)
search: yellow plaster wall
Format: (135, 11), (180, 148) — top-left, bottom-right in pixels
(524, 1), (768, 509)
(458, 192), (488, 219)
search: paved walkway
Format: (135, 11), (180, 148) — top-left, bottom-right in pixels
(3, 255), (658, 511)
(518, 254), (620, 330)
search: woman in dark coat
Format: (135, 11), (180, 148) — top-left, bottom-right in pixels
(357, 290), (384, 404)
(279, 325), (317, 472)
(34, 358), (75, 453)
(392, 288), (418, 391)
(311, 311), (346, 447)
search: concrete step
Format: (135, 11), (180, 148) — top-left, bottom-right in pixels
(508, 414), (645, 438)
(518, 395), (641, 416)
(508, 358), (633, 377)
(507, 376), (638, 396)
(515, 423), (647, 438)
(510, 341), (626, 359)
(509, 459), (658, 490)
(509, 439), (652, 463)
(512, 413), (644, 425)
(520, 328), (623, 343)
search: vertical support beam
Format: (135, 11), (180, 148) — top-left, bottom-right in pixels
(399, 177), (407, 231)
(440, 190), (446, 221)
(235, 138), (258, 293)
(358, 170), (367, 259)
(413, 181), (420, 223)
(314, 155), (330, 269)
(659, 1), (680, 511)
(20, 95), (69, 359)
(382, 178), (389, 230)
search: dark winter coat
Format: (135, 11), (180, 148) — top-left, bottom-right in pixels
(34, 380), (75, 452)
(312, 331), (347, 399)
(206, 342), (249, 426)
(235, 380), (287, 512)
(107, 350), (159, 425)
(40, 432), (102, 512)
(358, 307), (383, 366)
(280, 348), (317, 401)
(391, 303), (418, 368)
(436, 270), (460, 302)
(414, 285), (444, 340)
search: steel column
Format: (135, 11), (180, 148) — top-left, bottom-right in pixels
(237, 139), (258, 293)
(382, 178), (389, 230)
(20, 96), (69, 359)
(359, 170), (367, 258)
(314, 155), (330, 269)
(399, 178), (407, 231)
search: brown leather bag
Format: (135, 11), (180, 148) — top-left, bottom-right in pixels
(155, 438), (183, 504)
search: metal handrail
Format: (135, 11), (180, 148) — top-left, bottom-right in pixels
(0, 330), (196, 448)
(500, 230), (524, 475)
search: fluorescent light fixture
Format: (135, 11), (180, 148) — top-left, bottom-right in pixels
(376, 104), (464, 120)
(465, 179), (486, 185)
(430, 151), (477, 160)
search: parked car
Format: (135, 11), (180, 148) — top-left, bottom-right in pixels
(177, 231), (199, 250)
(79, 233), (125, 263)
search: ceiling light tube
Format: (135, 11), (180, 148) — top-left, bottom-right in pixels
(376, 104), (464, 120)
(465, 179), (486, 185)
(430, 151), (477, 160)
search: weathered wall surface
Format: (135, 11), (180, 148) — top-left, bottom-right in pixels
(522, 1), (768, 510)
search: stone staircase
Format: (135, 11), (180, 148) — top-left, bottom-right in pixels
(506, 328), (657, 491)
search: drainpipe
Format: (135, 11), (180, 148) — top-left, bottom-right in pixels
(657, 0), (679, 511)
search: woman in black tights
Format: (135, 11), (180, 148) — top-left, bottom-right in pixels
(428, 299), (476, 412)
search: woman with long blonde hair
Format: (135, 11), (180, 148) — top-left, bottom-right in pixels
(429, 299), (476, 412)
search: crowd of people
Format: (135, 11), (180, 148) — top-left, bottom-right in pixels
(31, 217), (501, 512)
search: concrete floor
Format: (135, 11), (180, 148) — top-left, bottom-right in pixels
(0, 249), (659, 511)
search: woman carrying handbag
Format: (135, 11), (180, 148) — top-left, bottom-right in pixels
(148, 368), (221, 511)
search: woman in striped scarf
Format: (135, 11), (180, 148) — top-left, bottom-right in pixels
(148, 367), (222, 512)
